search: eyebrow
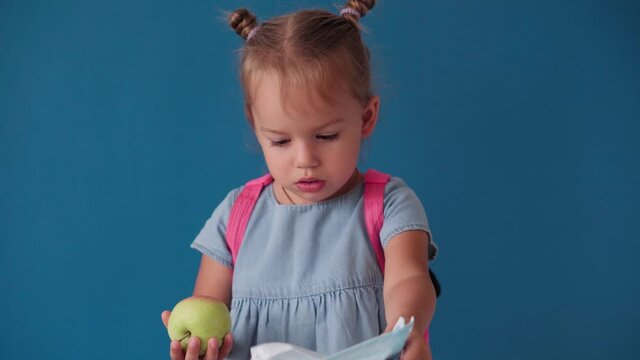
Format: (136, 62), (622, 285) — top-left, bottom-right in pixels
(260, 118), (345, 135)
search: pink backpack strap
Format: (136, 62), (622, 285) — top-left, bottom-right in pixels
(363, 169), (431, 342)
(363, 169), (391, 273)
(226, 174), (273, 265)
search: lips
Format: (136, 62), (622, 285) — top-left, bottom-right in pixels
(295, 178), (325, 193)
(296, 177), (321, 184)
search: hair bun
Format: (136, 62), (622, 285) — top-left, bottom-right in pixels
(344, 0), (376, 18)
(229, 8), (258, 40)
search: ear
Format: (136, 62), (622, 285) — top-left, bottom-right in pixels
(361, 95), (380, 138)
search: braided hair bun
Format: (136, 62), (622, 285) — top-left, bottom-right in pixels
(343, 0), (376, 21)
(228, 8), (258, 40)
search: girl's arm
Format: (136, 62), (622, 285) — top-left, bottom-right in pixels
(193, 254), (233, 308)
(383, 229), (436, 337)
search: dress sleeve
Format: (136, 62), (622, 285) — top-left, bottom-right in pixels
(190, 187), (243, 268)
(379, 177), (438, 261)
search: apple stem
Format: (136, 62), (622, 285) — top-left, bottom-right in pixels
(178, 332), (191, 342)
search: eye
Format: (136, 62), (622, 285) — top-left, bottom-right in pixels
(270, 139), (290, 147)
(316, 133), (340, 142)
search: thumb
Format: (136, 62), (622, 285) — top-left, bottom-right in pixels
(161, 310), (171, 328)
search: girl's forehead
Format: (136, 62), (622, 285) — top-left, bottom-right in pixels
(251, 73), (357, 123)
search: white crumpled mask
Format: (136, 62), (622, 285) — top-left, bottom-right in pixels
(250, 317), (415, 360)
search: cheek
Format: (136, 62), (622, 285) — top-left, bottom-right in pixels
(328, 138), (361, 165)
(262, 147), (288, 171)
(342, 131), (363, 155)
(256, 136), (276, 158)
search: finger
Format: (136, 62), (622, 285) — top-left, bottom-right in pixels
(170, 340), (185, 360)
(219, 333), (234, 358)
(185, 336), (201, 360)
(204, 337), (219, 360)
(400, 338), (426, 360)
(162, 311), (171, 328)
(399, 339), (412, 360)
(400, 349), (415, 360)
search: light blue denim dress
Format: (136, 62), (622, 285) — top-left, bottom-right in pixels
(191, 176), (437, 359)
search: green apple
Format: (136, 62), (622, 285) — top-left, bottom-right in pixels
(167, 296), (231, 356)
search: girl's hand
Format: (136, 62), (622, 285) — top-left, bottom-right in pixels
(398, 330), (432, 360)
(161, 310), (234, 360)
(384, 323), (432, 360)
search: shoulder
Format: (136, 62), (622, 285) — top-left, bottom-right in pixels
(200, 182), (251, 224)
(217, 181), (277, 219)
(209, 185), (244, 214)
(376, 173), (431, 248)
(385, 175), (411, 192)
(363, 170), (425, 215)
(383, 176), (423, 209)
(223, 174), (275, 207)
(224, 185), (245, 205)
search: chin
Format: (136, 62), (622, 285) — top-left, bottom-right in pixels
(300, 191), (330, 204)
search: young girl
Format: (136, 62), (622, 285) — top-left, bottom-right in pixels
(161, 1), (439, 359)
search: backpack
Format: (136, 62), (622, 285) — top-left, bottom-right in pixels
(225, 169), (440, 341)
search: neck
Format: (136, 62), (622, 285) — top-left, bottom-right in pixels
(326, 168), (362, 201)
(281, 185), (296, 205)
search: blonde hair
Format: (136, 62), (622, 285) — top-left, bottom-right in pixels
(228, 1), (376, 122)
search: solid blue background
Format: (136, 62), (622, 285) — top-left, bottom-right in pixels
(1, 0), (639, 359)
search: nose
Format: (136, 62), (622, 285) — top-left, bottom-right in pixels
(295, 140), (320, 169)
